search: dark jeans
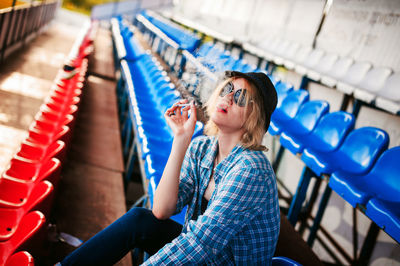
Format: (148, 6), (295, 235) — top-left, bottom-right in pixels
(61, 207), (183, 266)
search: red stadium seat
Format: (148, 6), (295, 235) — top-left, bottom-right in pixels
(5, 251), (34, 266)
(2, 158), (61, 187)
(35, 110), (75, 131)
(47, 94), (81, 107)
(0, 211), (46, 265)
(14, 140), (66, 164)
(52, 86), (82, 98)
(0, 181), (54, 241)
(26, 125), (70, 148)
(40, 102), (78, 119)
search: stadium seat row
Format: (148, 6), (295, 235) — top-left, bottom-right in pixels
(130, 10), (400, 248)
(138, 10), (201, 53)
(245, 42), (400, 115)
(267, 88), (400, 246)
(111, 17), (204, 225)
(0, 22), (95, 265)
(161, 0), (400, 115)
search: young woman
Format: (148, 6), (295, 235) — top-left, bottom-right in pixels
(60, 71), (280, 265)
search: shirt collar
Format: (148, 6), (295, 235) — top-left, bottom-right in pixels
(200, 136), (218, 169)
(200, 136), (245, 169)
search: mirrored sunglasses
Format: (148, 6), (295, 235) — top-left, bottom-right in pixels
(219, 82), (250, 107)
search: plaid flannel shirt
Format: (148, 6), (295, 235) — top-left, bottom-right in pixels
(143, 136), (280, 265)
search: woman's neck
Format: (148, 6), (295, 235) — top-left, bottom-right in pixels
(216, 130), (243, 160)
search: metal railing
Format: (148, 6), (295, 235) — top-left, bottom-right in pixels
(135, 13), (217, 104)
(0, 0), (60, 63)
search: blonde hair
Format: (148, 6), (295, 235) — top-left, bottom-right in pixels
(204, 77), (267, 151)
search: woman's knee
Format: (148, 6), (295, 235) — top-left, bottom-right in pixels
(121, 207), (156, 231)
(125, 207), (154, 222)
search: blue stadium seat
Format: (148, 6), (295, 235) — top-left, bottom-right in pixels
(330, 147), (400, 243)
(365, 150), (400, 242)
(329, 146), (398, 209)
(274, 81), (294, 108)
(141, 138), (172, 159)
(144, 153), (169, 180)
(279, 100), (329, 155)
(148, 174), (187, 225)
(195, 43), (214, 58)
(268, 90), (309, 136)
(305, 127), (389, 246)
(124, 34), (147, 61)
(268, 75), (280, 87)
(140, 10), (201, 52)
(302, 126), (386, 177)
(287, 111), (355, 225)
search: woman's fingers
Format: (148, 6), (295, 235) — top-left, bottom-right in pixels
(166, 99), (189, 118)
(164, 99), (197, 137)
(180, 103), (191, 120)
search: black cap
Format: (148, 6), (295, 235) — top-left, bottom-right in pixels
(225, 71), (278, 130)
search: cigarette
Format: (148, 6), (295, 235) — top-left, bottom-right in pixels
(175, 103), (191, 107)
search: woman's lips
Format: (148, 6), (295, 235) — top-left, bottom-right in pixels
(216, 105), (228, 113)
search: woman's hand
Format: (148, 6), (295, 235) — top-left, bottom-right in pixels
(164, 99), (197, 141)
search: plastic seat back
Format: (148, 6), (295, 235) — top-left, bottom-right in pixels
(294, 100), (329, 134)
(275, 82), (294, 108)
(0, 181), (53, 241)
(0, 211), (46, 265)
(281, 42), (300, 60)
(315, 53), (339, 74)
(5, 251), (34, 266)
(378, 72), (400, 101)
(274, 40), (292, 57)
(275, 90), (310, 119)
(239, 63), (255, 73)
(309, 111), (355, 152)
(303, 49), (324, 68)
(196, 42), (214, 57)
(292, 45), (312, 64)
(335, 127), (389, 175)
(341, 61), (371, 86)
(268, 75), (280, 87)
(4, 158), (41, 182)
(366, 147), (400, 202)
(193, 121), (204, 139)
(0, 178), (31, 208)
(15, 140), (65, 163)
(358, 67), (392, 93)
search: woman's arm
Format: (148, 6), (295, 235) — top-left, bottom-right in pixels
(152, 100), (197, 220)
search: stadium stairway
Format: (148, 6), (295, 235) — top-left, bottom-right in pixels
(40, 27), (133, 265)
